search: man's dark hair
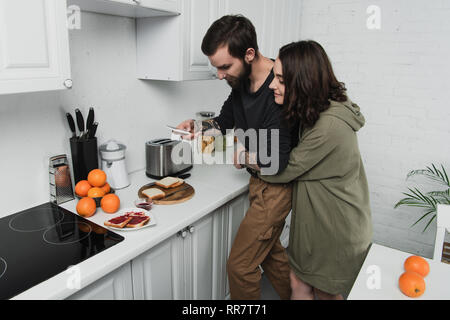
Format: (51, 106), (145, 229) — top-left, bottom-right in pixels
(201, 15), (259, 59)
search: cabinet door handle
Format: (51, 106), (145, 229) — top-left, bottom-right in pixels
(177, 230), (187, 238)
(63, 79), (73, 89)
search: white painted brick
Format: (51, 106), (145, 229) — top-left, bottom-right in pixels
(300, 0), (450, 257)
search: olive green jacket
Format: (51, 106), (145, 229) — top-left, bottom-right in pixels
(259, 99), (373, 296)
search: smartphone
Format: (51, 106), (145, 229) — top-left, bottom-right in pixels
(166, 125), (191, 136)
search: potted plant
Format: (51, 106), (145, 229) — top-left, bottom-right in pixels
(395, 164), (450, 232)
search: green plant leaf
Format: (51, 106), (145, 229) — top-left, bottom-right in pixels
(411, 209), (435, 228)
(407, 164), (450, 187)
(441, 164), (449, 185)
(396, 164), (448, 233)
(422, 214), (437, 233)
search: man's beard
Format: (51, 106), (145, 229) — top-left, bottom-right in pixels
(226, 61), (252, 90)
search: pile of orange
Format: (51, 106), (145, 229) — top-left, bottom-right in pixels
(398, 255), (430, 298)
(75, 169), (121, 217)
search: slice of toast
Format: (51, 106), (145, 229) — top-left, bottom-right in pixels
(104, 215), (132, 228)
(125, 211), (147, 217)
(142, 188), (166, 200)
(126, 215), (150, 228)
(155, 177), (184, 189)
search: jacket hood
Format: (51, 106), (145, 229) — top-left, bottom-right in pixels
(323, 99), (365, 132)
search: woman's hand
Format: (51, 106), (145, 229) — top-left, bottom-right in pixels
(233, 143), (246, 170)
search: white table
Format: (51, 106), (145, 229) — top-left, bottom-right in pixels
(348, 243), (450, 300)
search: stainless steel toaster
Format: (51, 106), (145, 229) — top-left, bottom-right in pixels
(145, 139), (193, 179)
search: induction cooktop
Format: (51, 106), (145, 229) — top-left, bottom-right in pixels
(0, 202), (124, 300)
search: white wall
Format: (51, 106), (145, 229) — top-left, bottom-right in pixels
(0, 12), (229, 217)
(299, 0), (450, 257)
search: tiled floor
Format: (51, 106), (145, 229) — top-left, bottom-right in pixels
(259, 273), (349, 300)
(260, 273), (281, 300)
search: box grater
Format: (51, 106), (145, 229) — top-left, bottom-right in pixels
(49, 155), (75, 204)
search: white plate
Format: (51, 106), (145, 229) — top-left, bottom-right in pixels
(104, 207), (157, 231)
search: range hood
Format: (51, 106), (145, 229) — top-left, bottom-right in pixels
(68, 0), (180, 18)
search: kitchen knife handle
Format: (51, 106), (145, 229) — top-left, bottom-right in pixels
(75, 109), (85, 138)
(66, 113), (76, 137)
(88, 122), (98, 139)
(86, 107), (95, 132)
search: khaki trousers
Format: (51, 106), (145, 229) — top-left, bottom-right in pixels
(227, 176), (293, 300)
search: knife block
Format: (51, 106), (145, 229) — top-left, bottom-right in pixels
(70, 137), (99, 184)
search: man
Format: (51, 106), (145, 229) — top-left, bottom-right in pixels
(176, 15), (298, 300)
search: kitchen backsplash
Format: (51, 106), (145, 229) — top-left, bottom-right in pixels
(0, 12), (228, 217)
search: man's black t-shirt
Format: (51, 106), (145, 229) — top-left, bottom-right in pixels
(213, 69), (299, 175)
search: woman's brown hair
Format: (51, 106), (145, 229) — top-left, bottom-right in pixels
(279, 40), (347, 128)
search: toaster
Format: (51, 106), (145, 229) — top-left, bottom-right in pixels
(145, 139), (193, 179)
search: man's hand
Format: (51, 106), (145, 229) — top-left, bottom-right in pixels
(176, 119), (222, 140)
(233, 141), (261, 171)
(176, 119), (198, 140)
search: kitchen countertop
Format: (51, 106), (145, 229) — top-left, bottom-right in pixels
(348, 243), (450, 299)
(12, 157), (250, 300)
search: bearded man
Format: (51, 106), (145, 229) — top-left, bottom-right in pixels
(176, 15), (299, 300)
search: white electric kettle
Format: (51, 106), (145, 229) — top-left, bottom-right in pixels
(99, 139), (130, 190)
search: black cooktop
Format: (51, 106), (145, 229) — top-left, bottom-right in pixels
(0, 202), (124, 300)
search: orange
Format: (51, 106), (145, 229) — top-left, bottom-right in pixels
(101, 193), (120, 214)
(87, 169), (107, 187)
(404, 255), (430, 277)
(76, 197), (97, 218)
(75, 180), (92, 197)
(78, 222), (91, 233)
(399, 271), (425, 298)
(87, 187), (106, 198)
(101, 182), (111, 194)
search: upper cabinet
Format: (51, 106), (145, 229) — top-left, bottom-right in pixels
(136, 0), (302, 81)
(220, 0), (302, 60)
(68, 0), (180, 18)
(0, 0), (72, 95)
(137, 0), (219, 81)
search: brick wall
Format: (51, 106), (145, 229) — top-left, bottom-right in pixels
(298, 0), (450, 257)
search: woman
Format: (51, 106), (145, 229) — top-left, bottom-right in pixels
(260, 40), (373, 300)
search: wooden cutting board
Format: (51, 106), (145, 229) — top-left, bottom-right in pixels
(138, 182), (195, 205)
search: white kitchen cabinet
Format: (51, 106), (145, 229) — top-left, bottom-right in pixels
(130, 195), (248, 301)
(131, 208), (223, 300)
(139, 0), (179, 14)
(212, 205), (229, 300)
(136, 0), (302, 81)
(220, 0), (302, 59)
(131, 233), (185, 300)
(137, 0), (219, 81)
(0, 0), (72, 95)
(68, 0), (180, 18)
(67, 262), (133, 300)
(183, 213), (216, 299)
